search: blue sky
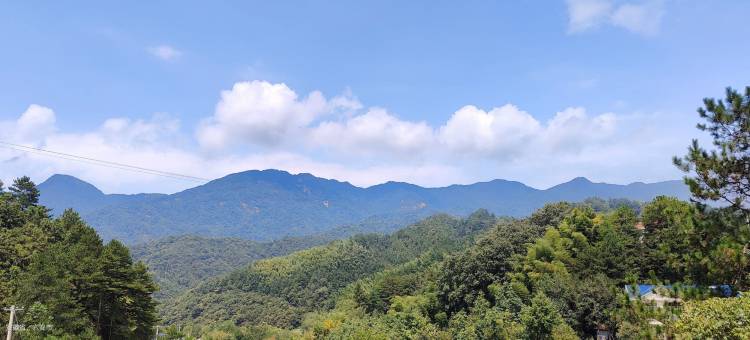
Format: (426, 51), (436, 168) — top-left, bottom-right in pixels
(1, 0), (749, 193)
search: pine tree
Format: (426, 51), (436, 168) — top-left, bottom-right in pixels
(9, 176), (40, 209)
(674, 86), (750, 214)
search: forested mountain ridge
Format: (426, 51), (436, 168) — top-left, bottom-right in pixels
(38, 170), (689, 244)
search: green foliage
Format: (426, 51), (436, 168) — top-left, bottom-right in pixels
(448, 297), (525, 340)
(529, 202), (574, 228)
(674, 86), (750, 213)
(689, 206), (750, 289)
(437, 219), (542, 316)
(640, 196), (696, 281)
(521, 292), (567, 340)
(582, 197), (642, 214)
(673, 295), (750, 339)
(163, 212), (493, 329)
(131, 234), (333, 299)
(10, 175), (41, 209)
(0, 177), (158, 339)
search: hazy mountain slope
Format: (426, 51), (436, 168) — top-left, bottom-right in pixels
(85, 170), (380, 243)
(38, 174), (166, 215)
(544, 176), (688, 202)
(130, 234), (334, 300)
(129, 213), (428, 300)
(38, 169), (689, 243)
(161, 211), (496, 328)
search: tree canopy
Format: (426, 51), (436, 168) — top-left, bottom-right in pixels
(0, 177), (158, 339)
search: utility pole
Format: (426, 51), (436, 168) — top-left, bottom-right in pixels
(4, 306), (23, 340)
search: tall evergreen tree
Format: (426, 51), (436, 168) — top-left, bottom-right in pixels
(673, 87), (750, 289)
(674, 86), (750, 214)
(9, 175), (40, 209)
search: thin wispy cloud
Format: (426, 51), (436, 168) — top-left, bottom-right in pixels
(148, 44), (183, 61)
(566, 0), (664, 36)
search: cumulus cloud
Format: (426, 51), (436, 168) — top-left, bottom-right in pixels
(565, 0), (664, 35)
(197, 81), (359, 150)
(195, 82), (621, 163)
(436, 105), (617, 159)
(195, 82), (623, 163)
(310, 108), (434, 157)
(0, 104), (55, 143)
(439, 104), (541, 157)
(542, 107), (616, 152)
(148, 45), (182, 61)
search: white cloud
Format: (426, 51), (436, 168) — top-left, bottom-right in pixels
(565, 0), (664, 35)
(196, 83), (621, 163)
(439, 104), (541, 157)
(14, 104), (57, 143)
(542, 107), (616, 152)
(566, 0), (614, 33)
(197, 81), (358, 150)
(436, 105), (617, 159)
(610, 1), (664, 35)
(310, 108), (434, 157)
(148, 45), (182, 61)
(1, 110), (197, 193)
(0, 80), (694, 193)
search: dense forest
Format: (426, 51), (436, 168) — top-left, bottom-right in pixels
(154, 194), (749, 339)
(131, 234), (335, 299)
(161, 211), (499, 328)
(0, 177), (158, 339)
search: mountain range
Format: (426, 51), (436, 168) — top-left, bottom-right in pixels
(37, 170), (690, 244)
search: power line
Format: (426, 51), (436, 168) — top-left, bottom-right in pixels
(0, 141), (209, 183)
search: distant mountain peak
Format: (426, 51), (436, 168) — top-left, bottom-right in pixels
(45, 173), (88, 183)
(39, 174), (103, 194)
(569, 176), (593, 184)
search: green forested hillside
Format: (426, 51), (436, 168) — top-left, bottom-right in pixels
(0, 177), (158, 339)
(131, 234), (335, 299)
(133, 198), (637, 304)
(161, 210), (498, 328)
(164, 197), (750, 339)
(130, 212), (430, 300)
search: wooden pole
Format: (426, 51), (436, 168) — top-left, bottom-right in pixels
(4, 306), (22, 340)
